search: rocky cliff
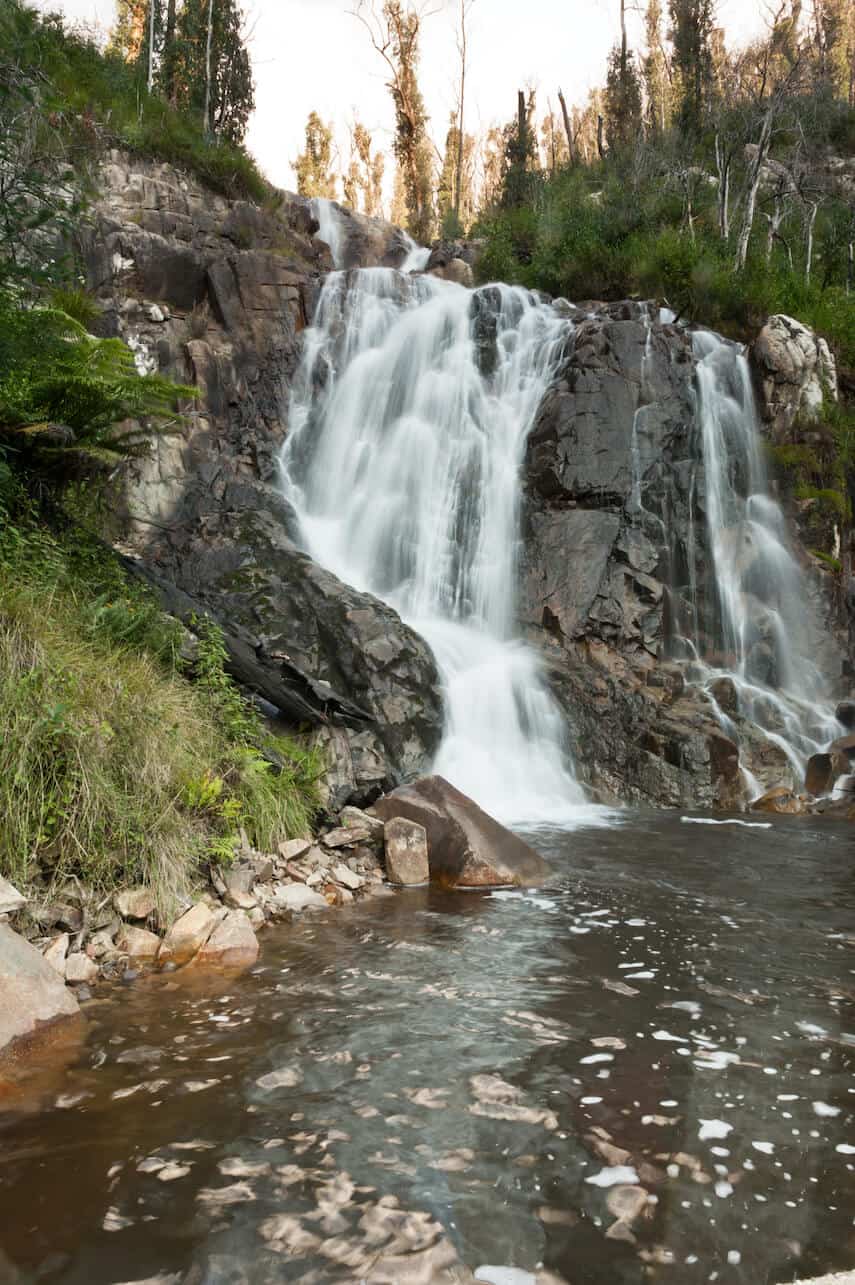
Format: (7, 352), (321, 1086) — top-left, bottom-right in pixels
(79, 154), (851, 813)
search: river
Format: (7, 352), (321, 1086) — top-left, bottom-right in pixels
(2, 812), (853, 1284)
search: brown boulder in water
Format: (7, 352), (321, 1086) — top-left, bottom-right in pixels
(750, 785), (807, 815)
(372, 775), (550, 888)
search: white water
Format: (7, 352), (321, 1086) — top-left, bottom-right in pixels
(688, 331), (841, 786)
(281, 264), (605, 827)
(311, 197), (430, 274)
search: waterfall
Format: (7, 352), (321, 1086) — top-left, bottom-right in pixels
(310, 198), (347, 270)
(687, 330), (841, 786)
(281, 266), (603, 828)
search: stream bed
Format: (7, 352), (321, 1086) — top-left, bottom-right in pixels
(1, 812), (853, 1284)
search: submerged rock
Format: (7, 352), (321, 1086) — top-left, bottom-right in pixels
(0, 923), (80, 1056)
(373, 776), (550, 888)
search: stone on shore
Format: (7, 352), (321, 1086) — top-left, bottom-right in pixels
(373, 775), (550, 888)
(65, 952), (99, 984)
(0, 923), (80, 1056)
(277, 838), (312, 861)
(750, 785), (807, 815)
(0, 876), (26, 916)
(42, 933), (70, 975)
(116, 924), (162, 959)
(114, 887), (156, 921)
(322, 826), (371, 849)
(194, 910), (259, 968)
(271, 884), (328, 913)
(384, 817), (430, 885)
(158, 902), (220, 966)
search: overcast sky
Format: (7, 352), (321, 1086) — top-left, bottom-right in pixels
(35, 0), (771, 195)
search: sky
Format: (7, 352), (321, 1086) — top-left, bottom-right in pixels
(35, 0), (772, 195)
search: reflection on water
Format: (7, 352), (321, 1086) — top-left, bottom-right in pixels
(0, 813), (853, 1284)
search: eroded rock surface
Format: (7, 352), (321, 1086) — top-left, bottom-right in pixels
(751, 313), (837, 440)
(0, 923), (80, 1056)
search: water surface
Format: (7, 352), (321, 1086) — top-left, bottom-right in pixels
(1, 812), (853, 1284)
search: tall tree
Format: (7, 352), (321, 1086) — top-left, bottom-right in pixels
(643, 0), (671, 134)
(346, 119), (385, 215)
(502, 88), (539, 207)
(453, 1), (474, 230)
(352, 1), (435, 243)
(668, 0), (716, 131)
(813, 0), (855, 102)
(294, 112), (337, 199)
(108, 0), (148, 62)
(172, 0), (254, 144)
(605, 1), (643, 149)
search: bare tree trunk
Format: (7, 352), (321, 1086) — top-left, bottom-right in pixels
(734, 109), (774, 271)
(163, 0), (177, 102)
(764, 196), (785, 261)
(597, 113), (606, 160)
(848, 240), (854, 295)
(453, 0), (468, 228)
(203, 0), (214, 137)
(147, 0), (155, 92)
(804, 201), (818, 284)
(558, 88), (575, 163)
(714, 132), (731, 238)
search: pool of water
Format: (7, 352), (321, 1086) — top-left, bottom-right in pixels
(1, 811), (853, 1284)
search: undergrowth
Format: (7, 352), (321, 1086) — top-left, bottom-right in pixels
(0, 490), (321, 916)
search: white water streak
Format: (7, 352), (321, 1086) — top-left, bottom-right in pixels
(282, 261), (604, 827)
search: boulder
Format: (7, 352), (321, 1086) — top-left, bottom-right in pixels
(750, 785), (807, 815)
(805, 752), (835, 797)
(0, 924), (80, 1056)
(114, 887), (156, 921)
(115, 924), (162, 959)
(322, 826), (371, 849)
(270, 884), (328, 913)
(194, 911), (259, 968)
(0, 876), (26, 916)
(331, 863), (364, 891)
(830, 733), (855, 761)
(65, 952), (99, 984)
(158, 902), (220, 966)
(373, 776), (550, 888)
(384, 817), (430, 886)
(340, 806), (385, 838)
(751, 314), (837, 440)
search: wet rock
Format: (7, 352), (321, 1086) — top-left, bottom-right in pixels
(430, 257), (474, 288)
(830, 732), (855, 761)
(65, 952), (99, 984)
(709, 676), (739, 717)
(383, 817), (430, 886)
(115, 924), (162, 959)
(374, 776), (550, 887)
(114, 887), (156, 920)
(0, 876), (26, 916)
(750, 785), (807, 815)
(805, 752), (835, 797)
(835, 700), (855, 731)
(42, 933), (70, 976)
(157, 902), (220, 966)
(194, 910), (259, 967)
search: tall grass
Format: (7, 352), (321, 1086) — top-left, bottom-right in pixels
(0, 501), (321, 917)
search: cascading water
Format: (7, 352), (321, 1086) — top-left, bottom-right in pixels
(685, 330), (841, 786)
(311, 196), (431, 273)
(281, 261), (604, 827)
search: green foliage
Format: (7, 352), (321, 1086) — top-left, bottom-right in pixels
(0, 293), (195, 459)
(0, 496), (321, 909)
(1, 0), (267, 206)
(295, 111), (337, 199)
(172, 0), (255, 145)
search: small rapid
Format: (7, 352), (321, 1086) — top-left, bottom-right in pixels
(281, 264), (600, 827)
(685, 331), (841, 785)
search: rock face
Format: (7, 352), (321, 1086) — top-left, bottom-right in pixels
(518, 305), (752, 807)
(81, 153), (443, 804)
(373, 776), (550, 888)
(0, 923), (80, 1056)
(751, 314), (837, 439)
